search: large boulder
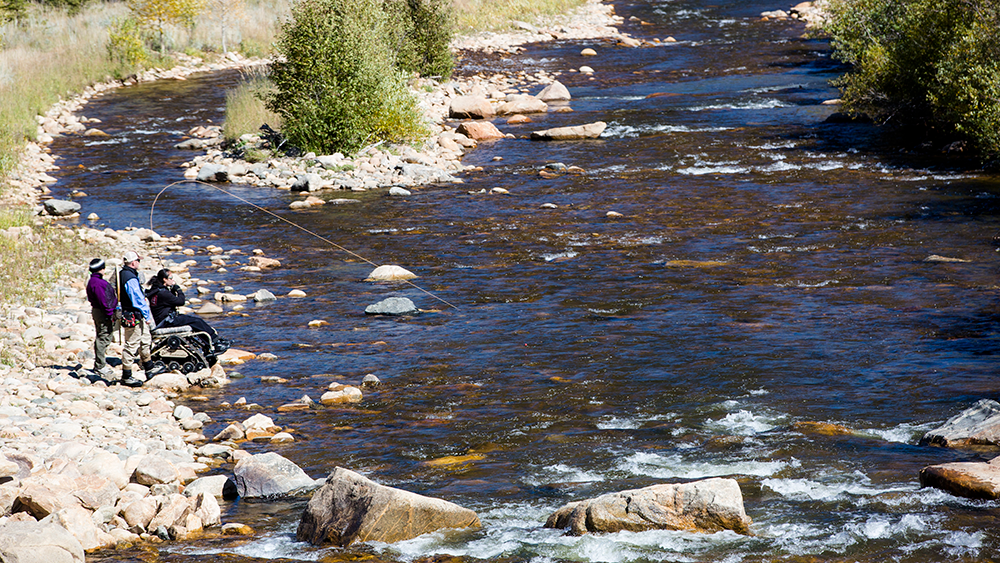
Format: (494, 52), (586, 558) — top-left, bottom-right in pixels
(544, 477), (751, 535)
(919, 458), (1000, 499)
(496, 94), (548, 116)
(537, 80), (572, 102)
(297, 467), (481, 546)
(530, 121), (607, 140)
(42, 199), (81, 217)
(0, 520), (85, 563)
(448, 95), (494, 119)
(456, 121), (505, 141)
(920, 399), (1000, 448)
(196, 163), (229, 182)
(232, 452), (319, 499)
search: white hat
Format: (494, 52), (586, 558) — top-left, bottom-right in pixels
(123, 251), (141, 263)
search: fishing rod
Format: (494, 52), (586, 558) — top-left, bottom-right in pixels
(148, 179), (459, 310)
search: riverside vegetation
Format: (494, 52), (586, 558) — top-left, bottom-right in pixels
(825, 0), (1000, 160)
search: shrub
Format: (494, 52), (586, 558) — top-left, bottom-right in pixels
(826, 0), (1000, 157)
(107, 16), (149, 72)
(264, 0), (426, 155)
(384, 0), (454, 78)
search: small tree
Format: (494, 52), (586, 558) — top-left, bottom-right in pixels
(0, 0), (27, 24)
(207, 0), (245, 53)
(264, 0), (426, 154)
(384, 0), (455, 78)
(127, 0), (205, 55)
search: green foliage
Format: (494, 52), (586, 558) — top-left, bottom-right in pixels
(264, 0), (427, 155)
(39, 0), (92, 15)
(827, 0), (1000, 156)
(126, 0), (205, 54)
(384, 0), (454, 78)
(1, 0), (27, 23)
(107, 16), (150, 73)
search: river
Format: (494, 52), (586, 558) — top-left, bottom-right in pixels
(44, 0), (1000, 561)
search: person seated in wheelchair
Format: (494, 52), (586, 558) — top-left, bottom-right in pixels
(146, 269), (230, 354)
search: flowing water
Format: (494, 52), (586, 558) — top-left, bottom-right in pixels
(44, 0), (1000, 561)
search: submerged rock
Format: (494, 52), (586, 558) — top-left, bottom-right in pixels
(297, 467), (481, 546)
(545, 477), (751, 535)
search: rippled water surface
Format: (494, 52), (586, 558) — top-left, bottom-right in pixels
(46, 0), (1000, 561)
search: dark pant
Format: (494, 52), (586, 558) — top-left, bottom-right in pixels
(163, 313), (218, 340)
(92, 309), (115, 369)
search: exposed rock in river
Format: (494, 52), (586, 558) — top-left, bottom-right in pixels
(544, 477), (752, 535)
(297, 467), (481, 546)
(920, 399), (1000, 448)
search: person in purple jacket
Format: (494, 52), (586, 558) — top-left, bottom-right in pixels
(85, 258), (118, 379)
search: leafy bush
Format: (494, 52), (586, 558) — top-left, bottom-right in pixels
(264, 0), (426, 155)
(827, 0), (1000, 156)
(384, 0), (454, 78)
(107, 16), (149, 72)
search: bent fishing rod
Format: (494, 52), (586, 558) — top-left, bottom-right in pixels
(148, 179), (458, 310)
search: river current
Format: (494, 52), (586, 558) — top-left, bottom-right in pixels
(44, 0), (1000, 561)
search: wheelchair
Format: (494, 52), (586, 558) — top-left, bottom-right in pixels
(149, 325), (218, 374)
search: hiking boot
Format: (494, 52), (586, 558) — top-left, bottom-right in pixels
(95, 365), (115, 379)
(143, 361), (167, 378)
(119, 370), (144, 388)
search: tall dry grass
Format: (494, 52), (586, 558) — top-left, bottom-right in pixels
(0, 3), (128, 180)
(451, 0), (590, 33)
(222, 66), (281, 142)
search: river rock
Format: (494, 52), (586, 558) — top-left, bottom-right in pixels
(296, 466), (481, 546)
(291, 173), (325, 192)
(919, 459), (1000, 500)
(456, 121), (505, 141)
(232, 452), (319, 499)
(133, 454), (180, 486)
(531, 121), (607, 140)
(388, 187), (411, 196)
(920, 399), (1000, 448)
(366, 265), (416, 281)
(496, 94), (548, 116)
(46, 506), (116, 551)
(253, 289), (277, 302)
(365, 297), (418, 316)
(449, 95), (494, 119)
(544, 477), (751, 535)
(183, 475), (236, 499)
(43, 199), (81, 217)
(537, 80), (571, 101)
(0, 520), (85, 563)
(196, 163), (229, 182)
(248, 256), (281, 269)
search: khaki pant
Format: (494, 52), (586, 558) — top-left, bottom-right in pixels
(122, 320), (151, 372)
(92, 309), (115, 370)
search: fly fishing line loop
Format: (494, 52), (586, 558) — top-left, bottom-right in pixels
(148, 179), (458, 309)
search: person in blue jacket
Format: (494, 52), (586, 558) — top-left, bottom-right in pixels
(117, 251), (166, 387)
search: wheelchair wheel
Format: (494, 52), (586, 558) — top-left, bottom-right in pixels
(182, 362), (196, 374)
(168, 361), (182, 372)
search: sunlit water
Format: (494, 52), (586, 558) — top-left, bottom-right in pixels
(44, 0), (1000, 561)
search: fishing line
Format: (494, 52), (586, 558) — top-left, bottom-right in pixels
(148, 179), (458, 309)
